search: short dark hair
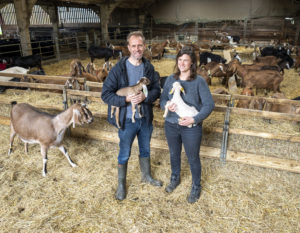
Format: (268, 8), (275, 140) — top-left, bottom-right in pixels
(127, 31), (146, 44)
(174, 46), (198, 80)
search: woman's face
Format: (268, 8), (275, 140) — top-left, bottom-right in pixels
(177, 54), (192, 73)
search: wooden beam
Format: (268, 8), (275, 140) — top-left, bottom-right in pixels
(0, 72), (85, 83)
(70, 127), (300, 174)
(66, 89), (101, 98)
(0, 80), (65, 90)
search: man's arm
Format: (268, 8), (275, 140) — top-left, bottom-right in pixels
(101, 69), (127, 107)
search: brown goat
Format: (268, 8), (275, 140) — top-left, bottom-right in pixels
(236, 88), (254, 108)
(150, 40), (169, 60)
(255, 56), (281, 66)
(111, 77), (150, 128)
(9, 102), (93, 176)
(265, 93), (300, 114)
(243, 70), (283, 94)
(86, 62), (112, 82)
(196, 66), (211, 85)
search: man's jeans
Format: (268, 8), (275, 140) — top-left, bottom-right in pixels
(118, 118), (153, 164)
(164, 121), (202, 186)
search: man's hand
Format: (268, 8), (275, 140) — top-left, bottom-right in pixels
(126, 92), (145, 104)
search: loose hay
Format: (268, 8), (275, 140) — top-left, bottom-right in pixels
(0, 124), (299, 232)
(0, 55), (299, 232)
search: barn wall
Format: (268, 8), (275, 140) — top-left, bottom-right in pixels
(149, 17), (298, 44)
(149, 0), (300, 24)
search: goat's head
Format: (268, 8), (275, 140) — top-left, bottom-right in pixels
(138, 77), (151, 86)
(72, 103), (93, 128)
(86, 62), (96, 75)
(65, 78), (81, 90)
(70, 59), (85, 77)
(241, 87), (254, 96)
(170, 81), (185, 95)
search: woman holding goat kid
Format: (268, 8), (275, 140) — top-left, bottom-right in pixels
(160, 46), (215, 203)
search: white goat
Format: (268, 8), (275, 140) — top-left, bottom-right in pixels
(8, 102), (93, 176)
(163, 81), (198, 128)
(0, 66), (29, 81)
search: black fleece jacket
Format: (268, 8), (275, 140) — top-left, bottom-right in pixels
(101, 57), (160, 129)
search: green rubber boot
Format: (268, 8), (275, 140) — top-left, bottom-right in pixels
(115, 163), (128, 200)
(139, 157), (163, 187)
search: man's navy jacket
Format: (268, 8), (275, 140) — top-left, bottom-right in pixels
(101, 56), (161, 129)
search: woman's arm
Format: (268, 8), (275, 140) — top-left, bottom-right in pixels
(193, 78), (215, 124)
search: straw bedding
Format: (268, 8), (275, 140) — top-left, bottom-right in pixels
(0, 53), (299, 232)
(0, 123), (299, 232)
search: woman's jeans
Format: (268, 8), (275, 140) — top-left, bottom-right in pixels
(118, 118), (153, 164)
(164, 121), (202, 186)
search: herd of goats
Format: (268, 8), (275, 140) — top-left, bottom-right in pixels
(0, 37), (300, 113)
(0, 36), (300, 176)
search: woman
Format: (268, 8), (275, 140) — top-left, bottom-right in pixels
(160, 46), (215, 203)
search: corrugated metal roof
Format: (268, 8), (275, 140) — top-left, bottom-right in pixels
(0, 3), (100, 25)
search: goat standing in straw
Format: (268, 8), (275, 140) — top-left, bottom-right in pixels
(8, 102), (93, 176)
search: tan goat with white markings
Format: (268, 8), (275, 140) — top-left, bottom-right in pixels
(8, 102), (93, 176)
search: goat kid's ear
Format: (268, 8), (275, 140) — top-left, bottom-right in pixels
(180, 87), (185, 94)
(169, 88), (175, 94)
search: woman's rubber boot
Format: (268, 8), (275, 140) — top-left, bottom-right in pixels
(165, 175), (180, 193)
(139, 157), (163, 187)
(187, 184), (202, 204)
(115, 163), (128, 200)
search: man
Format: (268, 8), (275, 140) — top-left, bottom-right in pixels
(101, 31), (162, 200)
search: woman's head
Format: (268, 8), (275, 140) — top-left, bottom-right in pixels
(174, 46), (197, 80)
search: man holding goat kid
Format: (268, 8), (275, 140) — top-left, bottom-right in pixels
(101, 31), (162, 200)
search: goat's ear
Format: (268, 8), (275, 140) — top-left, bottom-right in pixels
(180, 87), (185, 95)
(169, 88), (174, 94)
(72, 109), (81, 128)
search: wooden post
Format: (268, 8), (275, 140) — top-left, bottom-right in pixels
(99, 3), (118, 42)
(13, 0), (37, 56)
(54, 36), (61, 61)
(44, 5), (60, 61)
(243, 18), (248, 44)
(75, 34), (80, 57)
(93, 30), (98, 46)
(295, 22), (300, 46)
(86, 32), (89, 52)
(195, 21), (198, 41)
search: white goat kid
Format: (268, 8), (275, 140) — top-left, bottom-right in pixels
(163, 81), (199, 128)
(8, 102), (93, 176)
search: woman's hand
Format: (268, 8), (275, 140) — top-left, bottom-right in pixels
(178, 116), (195, 126)
(167, 102), (177, 112)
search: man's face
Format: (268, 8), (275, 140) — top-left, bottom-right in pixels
(127, 35), (145, 60)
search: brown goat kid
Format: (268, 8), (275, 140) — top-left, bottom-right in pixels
(111, 77), (150, 128)
(9, 102), (93, 176)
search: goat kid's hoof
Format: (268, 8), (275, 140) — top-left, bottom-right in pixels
(8, 149), (12, 155)
(71, 163), (77, 168)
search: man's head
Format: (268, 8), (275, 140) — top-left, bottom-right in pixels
(127, 31), (146, 61)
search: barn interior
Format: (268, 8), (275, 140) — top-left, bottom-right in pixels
(0, 0), (300, 232)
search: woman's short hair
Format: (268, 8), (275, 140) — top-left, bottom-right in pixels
(174, 46), (198, 81)
(127, 31), (146, 44)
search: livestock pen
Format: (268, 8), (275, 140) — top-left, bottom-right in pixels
(0, 56), (299, 232)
